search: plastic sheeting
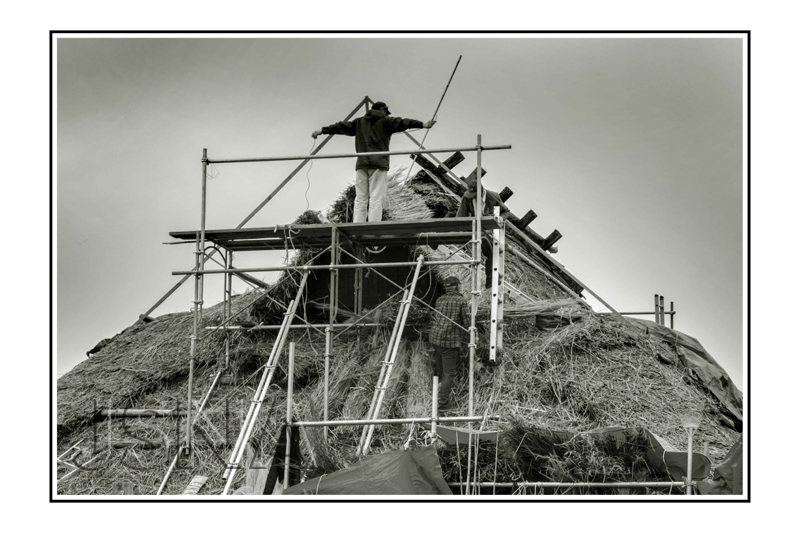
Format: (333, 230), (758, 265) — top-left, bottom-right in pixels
(697, 436), (743, 495)
(283, 446), (452, 495)
(628, 318), (743, 428)
(511, 425), (711, 482)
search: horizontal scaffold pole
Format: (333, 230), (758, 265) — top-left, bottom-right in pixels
(173, 259), (477, 276)
(204, 323), (380, 331)
(294, 415), (499, 428)
(206, 145), (511, 165)
(98, 409), (185, 418)
(447, 481), (686, 489)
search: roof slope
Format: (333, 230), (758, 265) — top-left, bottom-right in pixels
(56, 170), (742, 496)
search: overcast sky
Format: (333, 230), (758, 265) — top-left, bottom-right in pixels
(56, 35), (745, 387)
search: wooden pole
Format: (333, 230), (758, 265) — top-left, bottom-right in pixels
(141, 98), (366, 321)
(403, 55), (462, 181)
(654, 294), (660, 325)
(237, 98), (368, 228)
(659, 295), (665, 326)
(670, 301), (675, 329)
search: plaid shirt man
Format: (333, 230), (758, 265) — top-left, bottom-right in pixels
(429, 285), (470, 348)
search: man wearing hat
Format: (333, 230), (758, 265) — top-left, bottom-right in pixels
(456, 175), (558, 288)
(313, 102), (436, 223)
(429, 276), (470, 411)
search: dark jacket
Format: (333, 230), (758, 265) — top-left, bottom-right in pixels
(456, 188), (511, 218)
(321, 109), (424, 170)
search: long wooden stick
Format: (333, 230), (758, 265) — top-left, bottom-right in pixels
(505, 222), (623, 317)
(404, 55), (462, 181)
(141, 98), (366, 320)
(236, 98), (368, 228)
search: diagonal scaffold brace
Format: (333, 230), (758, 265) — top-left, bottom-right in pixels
(357, 256), (425, 456)
(221, 272), (310, 495)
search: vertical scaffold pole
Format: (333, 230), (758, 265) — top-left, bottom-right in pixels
(284, 342), (295, 490)
(686, 426), (695, 495)
(654, 294), (660, 325)
(355, 252), (364, 315)
(431, 376), (439, 439)
(186, 148), (208, 454)
(670, 301), (675, 329)
(223, 249), (232, 368)
(324, 227), (339, 442)
(466, 134), (483, 494)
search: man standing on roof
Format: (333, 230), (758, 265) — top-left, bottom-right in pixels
(429, 276), (470, 412)
(312, 101), (436, 223)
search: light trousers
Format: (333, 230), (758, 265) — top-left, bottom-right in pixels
(354, 168), (388, 223)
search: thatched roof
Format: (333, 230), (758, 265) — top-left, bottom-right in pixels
(56, 169), (742, 496)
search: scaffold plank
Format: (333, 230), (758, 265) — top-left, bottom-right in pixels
(169, 218), (501, 248)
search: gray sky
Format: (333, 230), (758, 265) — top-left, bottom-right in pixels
(56, 35), (744, 387)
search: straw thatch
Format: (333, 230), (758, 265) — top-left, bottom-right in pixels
(57, 168), (742, 496)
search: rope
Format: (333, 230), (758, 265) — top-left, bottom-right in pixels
(304, 138), (316, 213)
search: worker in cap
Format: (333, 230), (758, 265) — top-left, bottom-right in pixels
(457, 175), (558, 288)
(313, 101), (436, 223)
(428, 276), (469, 411)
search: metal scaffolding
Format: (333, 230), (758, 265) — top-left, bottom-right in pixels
(169, 117), (515, 494)
(162, 99), (696, 496)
